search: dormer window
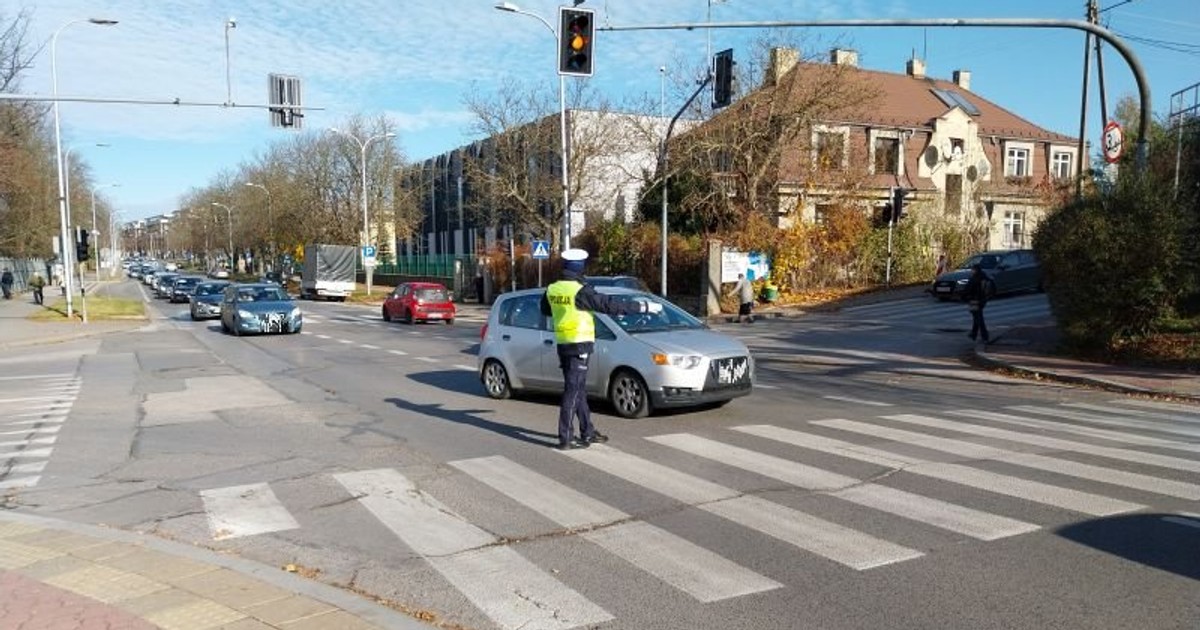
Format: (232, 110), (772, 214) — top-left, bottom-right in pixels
(873, 137), (899, 174)
(812, 125), (849, 171)
(1004, 141), (1034, 177)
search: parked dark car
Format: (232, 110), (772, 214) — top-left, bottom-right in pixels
(152, 273), (180, 298)
(931, 249), (1043, 301)
(189, 281), (230, 321)
(585, 275), (651, 292)
(382, 282), (456, 324)
(169, 276), (202, 303)
(220, 283), (303, 335)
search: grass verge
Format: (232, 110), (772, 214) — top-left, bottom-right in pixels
(32, 296), (147, 321)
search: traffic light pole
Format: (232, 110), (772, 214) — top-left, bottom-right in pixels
(886, 187), (895, 287)
(660, 72), (713, 297)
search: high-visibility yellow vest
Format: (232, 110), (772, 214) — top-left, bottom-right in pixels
(546, 281), (594, 344)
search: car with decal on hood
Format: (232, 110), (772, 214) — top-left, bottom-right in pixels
(219, 283), (302, 335)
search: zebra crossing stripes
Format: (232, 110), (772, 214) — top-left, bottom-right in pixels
(0, 374), (80, 490)
(1064, 402), (1200, 425)
(733, 425), (1143, 516)
(1010, 405), (1200, 439)
(893, 413), (1200, 473)
(560, 444), (924, 570)
(450, 455), (782, 602)
(837, 294), (1050, 325)
(1111, 398), (1200, 415)
(334, 468), (612, 630)
(817, 418), (1200, 500)
(647, 433), (1038, 541)
(948, 409), (1200, 454)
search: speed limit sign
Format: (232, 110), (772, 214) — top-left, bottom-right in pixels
(1103, 120), (1123, 164)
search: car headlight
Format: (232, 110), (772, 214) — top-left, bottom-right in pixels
(955, 278), (968, 285)
(237, 309), (255, 319)
(290, 307), (301, 319)
(651, 353), (703, 369)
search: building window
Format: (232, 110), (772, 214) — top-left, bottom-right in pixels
(814, 203), (835, 225)
(1052, 151), (1073, 179)
(1005, 147), (1030, 177)
(873, 137), (899, 174)
(816, 131), (845, 171)
(1003, 211), (1025, 247)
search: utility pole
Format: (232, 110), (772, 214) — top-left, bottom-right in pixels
(1075, 0), (1097, 201)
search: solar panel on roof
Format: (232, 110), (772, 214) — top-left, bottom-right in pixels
(931, 88), (981, 116)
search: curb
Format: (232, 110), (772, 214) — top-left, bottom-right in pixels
(968, 347), (1200, 403)
(0, 510), (434, 630)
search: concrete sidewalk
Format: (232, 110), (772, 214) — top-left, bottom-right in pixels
(0, 511), (430, 630)
(0, 282), (147, 350)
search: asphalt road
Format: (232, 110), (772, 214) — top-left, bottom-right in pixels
(3, 280), (1198, 630)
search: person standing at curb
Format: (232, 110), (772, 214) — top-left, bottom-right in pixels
(732, 273), (755, 324)
(0, 268), (13, 300)
(963, 263), (990, 344)
(541, 248), (657, 450)
(29, 272), (45, 305)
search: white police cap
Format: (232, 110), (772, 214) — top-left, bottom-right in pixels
(561, 248), (589, 262)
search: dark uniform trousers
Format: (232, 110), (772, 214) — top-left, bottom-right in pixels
(557, 348), (594, 445)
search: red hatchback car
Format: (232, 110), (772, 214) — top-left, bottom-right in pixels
(382, 282), (456, 325)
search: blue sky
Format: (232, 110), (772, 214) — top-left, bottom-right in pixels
(18, 0), (1198, 221)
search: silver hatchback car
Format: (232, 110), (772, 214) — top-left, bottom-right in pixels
(478, 287), (753, 418)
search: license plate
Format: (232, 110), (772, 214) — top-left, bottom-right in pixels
(715, 357), (749, 384)
(935, 286), (951, 293)
(426, 313), (443, 319)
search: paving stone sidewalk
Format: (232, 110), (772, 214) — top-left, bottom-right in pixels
(0, 511), (431, 630)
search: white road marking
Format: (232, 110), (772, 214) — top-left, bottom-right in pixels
(360, 344), (380, 350)
(1065, 402), (1200, 425)
(0, 395), (75, 404)
(416, 357), (437, 363)
(316, 334), (331, 339)
(561, 444), (922, 570)
(388, 349), (408, 356)
(5, 461), (47, 475)
(0, 426), (61, 437)
(821, 418), (1200, 501)
(0, 373), (74, 381)
(200, 482), (301, 540)
(735, 425), (1142, 517)
(1111, 398), (1200, 415)
(451, 456), (781, 602)
(0, 436), (57, 449)
(337, 339), (354, 344)
(648, 433), (1037, 541)
(454, 364), (476, 372)
(0, 476), (40, 489)
(335, 469), (611, 629)
(949, 409), (1200, 454)
(0, 447), (54, 459)
(754, 383), (779, 390)
(1010, 405), (1200, 439)
(822, 395), (893, 407)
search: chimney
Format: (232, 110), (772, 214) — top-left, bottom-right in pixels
(953, 69), (972, 91)
(906, 56), (926, 79)
(767, 47), (799, 86)
(830, 48), (858, 67)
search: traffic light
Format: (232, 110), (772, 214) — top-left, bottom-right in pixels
(75, 226), (90, 261)
(558, 7), (594, 77)
(712, 49), (734, 109)
(890, 187), (910, 222)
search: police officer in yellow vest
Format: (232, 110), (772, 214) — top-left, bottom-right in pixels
(540, 248), (658, 450)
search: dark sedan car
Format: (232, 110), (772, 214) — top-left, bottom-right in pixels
(220, 283), (302, 335)
(931, 249), (1043, 301)
(585, 275), (651, 292)
(189, 281), (230, 320)
(153, 273), (180, 298)
(169, 276), (202, 303)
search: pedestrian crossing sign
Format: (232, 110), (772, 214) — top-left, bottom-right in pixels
(532, 240), (550, 260)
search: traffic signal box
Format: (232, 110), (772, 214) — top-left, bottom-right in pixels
(75, 226), (90, 261)
(558, 7), (594, 77)
(891, 187), (910, 222)
(713, 49), (734, 109)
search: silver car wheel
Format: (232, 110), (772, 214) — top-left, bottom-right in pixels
(609, 370), (650, 419)
(482, 360), (512, 399)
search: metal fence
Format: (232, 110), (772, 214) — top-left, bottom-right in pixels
(0, 257), (51, 293)
(370, 255), (474, 279)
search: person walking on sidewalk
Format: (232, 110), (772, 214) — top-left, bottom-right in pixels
(1, 269), (13, 300)
(963, 263), (991, 343)
(28, 272), (45, 305)
(733, 273), (755, 323)
(541, 248), (657, 450)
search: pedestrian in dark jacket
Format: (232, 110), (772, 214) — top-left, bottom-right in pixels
(963, 264), (990, 343)
(0, 269), (13, 300)
(540, 248), (656, 450)
(29, 273), (45, 305)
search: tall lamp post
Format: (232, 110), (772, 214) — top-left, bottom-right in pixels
(90, 183), (119, 283)
(327, 128), (394, 295)
(210, 202), (234, 269)
(53, 17), (118, 319)
(494, 2), (572, 251)
(63, 143), (109, 279)
(244, 182), (273, 270)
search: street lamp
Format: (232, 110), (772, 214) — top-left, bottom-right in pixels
(494, 2), (573, 250)
(327, 128), (395, 295)
(91, 183), (119, 283)
(244, 182), (273, 270)
(210, 202), (234, 269)
(53, 17), (117, 319)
